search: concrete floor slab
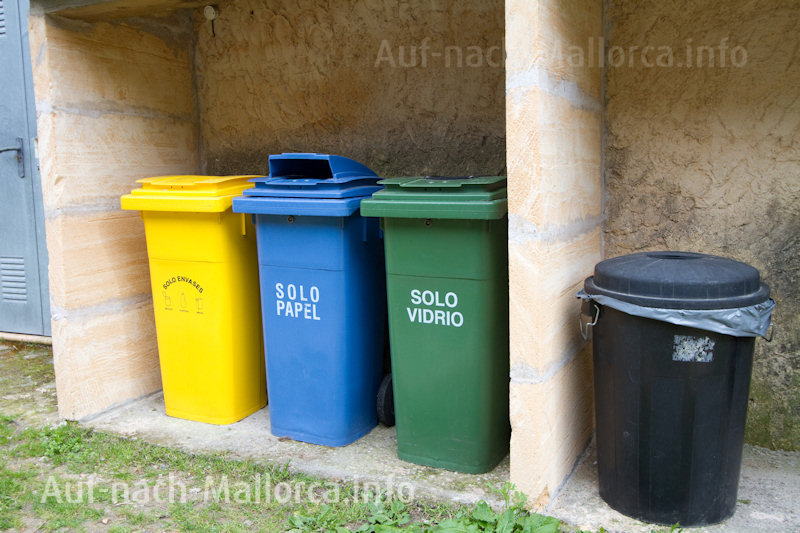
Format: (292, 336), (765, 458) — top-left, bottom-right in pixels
(85, 391), (510, 508)
(87, 392), (800, 532)
(5, 340), (798, 532)
(86, 391), (800, 532)
(548, 440), (800, 532)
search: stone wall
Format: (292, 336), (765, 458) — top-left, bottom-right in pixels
(605, 0), (800, 450)
(29, 12), (200, 419)
(193, 0), (506, 177)
(506, 0), (603, 506)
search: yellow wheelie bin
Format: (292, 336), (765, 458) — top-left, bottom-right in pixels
(122, 175), (266, 424)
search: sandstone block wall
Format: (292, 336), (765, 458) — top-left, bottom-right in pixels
(605, 0), (800, 450)
(29, 12), (200, 419)
(506, 0), (603, 506)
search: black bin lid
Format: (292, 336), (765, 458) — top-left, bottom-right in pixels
(584, 251), (770, 310)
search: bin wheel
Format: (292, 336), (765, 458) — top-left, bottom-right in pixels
(377, 373), (395, 427)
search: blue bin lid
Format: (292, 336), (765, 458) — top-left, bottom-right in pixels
(233, 153), (381, 216)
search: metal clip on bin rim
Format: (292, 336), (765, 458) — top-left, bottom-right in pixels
(763, 322), (776, 342)
(580, 302), (600, 340)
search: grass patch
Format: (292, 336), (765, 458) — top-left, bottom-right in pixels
(0, 342), (57, 425)
(33, 476), (105, 530)
(0, 461), (27, 530)
(0, 419), (591, 532)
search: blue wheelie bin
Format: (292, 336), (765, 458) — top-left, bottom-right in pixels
(232, 153), (385, 446)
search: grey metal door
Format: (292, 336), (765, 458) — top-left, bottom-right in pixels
(0, 0), (50, 335)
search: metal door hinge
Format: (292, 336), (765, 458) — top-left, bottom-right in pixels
(0, 138), (24, 178)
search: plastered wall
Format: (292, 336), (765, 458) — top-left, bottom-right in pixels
(29, 11), (200, 419)
(605, 0), (800, 449)
(506, 0), (603, 506)
(194, 0), (505, 177)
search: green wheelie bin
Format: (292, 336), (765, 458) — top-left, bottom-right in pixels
(361, 176), (509, 474)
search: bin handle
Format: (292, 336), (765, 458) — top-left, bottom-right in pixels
(240, 213), (247, 236)
(580, 303), (599, 340)
(424, 175), (476, 181)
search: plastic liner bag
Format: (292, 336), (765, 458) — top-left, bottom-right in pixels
(577, 290), (775, 339)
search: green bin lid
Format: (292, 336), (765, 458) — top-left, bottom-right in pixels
(360, 176), (507, 219)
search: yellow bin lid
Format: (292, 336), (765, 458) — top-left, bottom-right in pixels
(121, 175), (260, 213)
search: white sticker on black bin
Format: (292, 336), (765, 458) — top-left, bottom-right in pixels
(672, 335), (715, 363)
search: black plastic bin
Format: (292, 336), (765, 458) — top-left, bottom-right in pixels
(579, 251), (775, 526)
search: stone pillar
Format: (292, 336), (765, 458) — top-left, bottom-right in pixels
(29, 14), (199, 419)
(505, 0), (604, 506)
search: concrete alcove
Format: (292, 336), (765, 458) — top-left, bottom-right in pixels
(25, 0), (798, 513)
